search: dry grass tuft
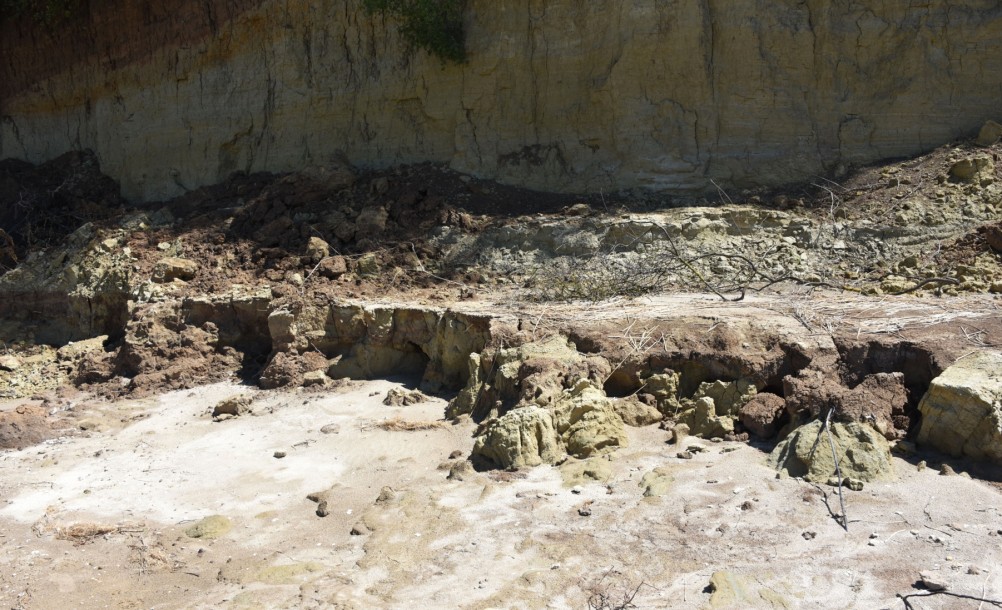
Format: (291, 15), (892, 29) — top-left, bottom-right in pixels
(54, 523), (124, 544)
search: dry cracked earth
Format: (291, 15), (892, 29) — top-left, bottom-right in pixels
(1, 131), (1002, 609)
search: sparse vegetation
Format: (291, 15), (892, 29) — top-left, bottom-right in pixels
(363, 0), (467, 63)
(0, 0), (81, 24)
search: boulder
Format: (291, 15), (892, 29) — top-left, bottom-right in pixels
(302, 370), (330, 387)
(783, 371), (909, 439)
(552, 380), (629, 458)
(769, 420), (894, 482)
(355, 205), (389, 236)
(55, 335), (108, 363)
(739, 392), (786, 438)
(560, 457), (613, 486)
(471, 406), (562, 470)
(693, 378), (757, 416)
(949, 156), (995, 185)
(305, 236), (330, 263)
(643, 371), (682, 415)
(612, 396), (663, 426)
(212, 395), (253, 419)
(976, 120), (1002, 146)
(153, 257), (199, 282)
(0, 354), (21, 371)
(447, 335), (611, 420)
(677, 379), (757, 438)
(383, 387), (427, 406)
(640, 467), (674, 497)
(685, 396), (735, 438)
(916, 351), (1002, 462)
(317, 255), (348, 278)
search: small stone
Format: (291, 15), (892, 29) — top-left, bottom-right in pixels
(671, 423), (690, 445)
(676, 451), (694, 460)
(917, 460), (927, 471)
(350, 522), (370, 536)
(447, 460), (474, 481)
(448, 450), (463, 459)
(318, 255), (348, 279)
(305, 236), (331, 263)
(153, 257), (199, 282)
(869, 533), (879, 539)
(320, 423), (341, 434)
(843, 477), (864, 491)
(578, 504), (592, 517)
(563, 203), (592, 216)
(686, 445), (707, 454)
(273, 451), (287, 459)
(940, 464), (957, 476)
(212, 396), (252, 419)
(739, 501), (753, 511)
(919, 571), (947, 592)
(571, 486), (583, 495)
(802, 531), (817, 540)
(316, 501), (330, 518)
(375, 486), (396, 503)
(302, 371), (329, 387)
(969, 566), (983, 576)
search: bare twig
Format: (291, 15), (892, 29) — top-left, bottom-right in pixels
(824, 407), (848, 531)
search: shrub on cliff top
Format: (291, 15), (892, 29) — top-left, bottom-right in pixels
(363, 0), (466, 63)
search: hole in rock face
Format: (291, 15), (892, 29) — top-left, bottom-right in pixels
(564, 330), (603, 354)
(604, 370), (641, 397)
(834, 339), (941, 411)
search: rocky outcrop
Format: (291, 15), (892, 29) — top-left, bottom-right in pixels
(916, 352), (1002, 462)
(674, 378), (758, 439)
(471, 406), (562, 470)
(448, 335), (610, 421)
(3, 1), (1001, 200)
(769, 420), (894, 482)
(461, 338), (629, 470)
(266, 300), (494, 391)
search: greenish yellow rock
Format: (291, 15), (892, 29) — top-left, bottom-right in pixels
(916, 351), (1002, 462)
(644, 372), (683, 415)
(184, 515), (232, 539)
(693, 379), (758, 417)
(560, 457), (613, 486)
(253, 562), (325, 585)
(707, 571), (790, 609)
(553, 380), (628, 458)
(640, 467), (674, 497)
(612, 396), (663, 427)
(769, 420), (894, 482)
(471, 406), (562, 469)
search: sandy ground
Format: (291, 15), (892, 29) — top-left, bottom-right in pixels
(2, 377), (1002, 610)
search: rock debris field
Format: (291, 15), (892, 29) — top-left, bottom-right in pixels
(2, 132), (1002, 609)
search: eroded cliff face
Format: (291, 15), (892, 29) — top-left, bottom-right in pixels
(2, 0), (1001, 201)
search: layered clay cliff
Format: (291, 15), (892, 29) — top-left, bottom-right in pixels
(2, 0), (1001, 201)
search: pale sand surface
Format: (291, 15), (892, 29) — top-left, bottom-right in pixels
(2, 379), (1001, 609)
